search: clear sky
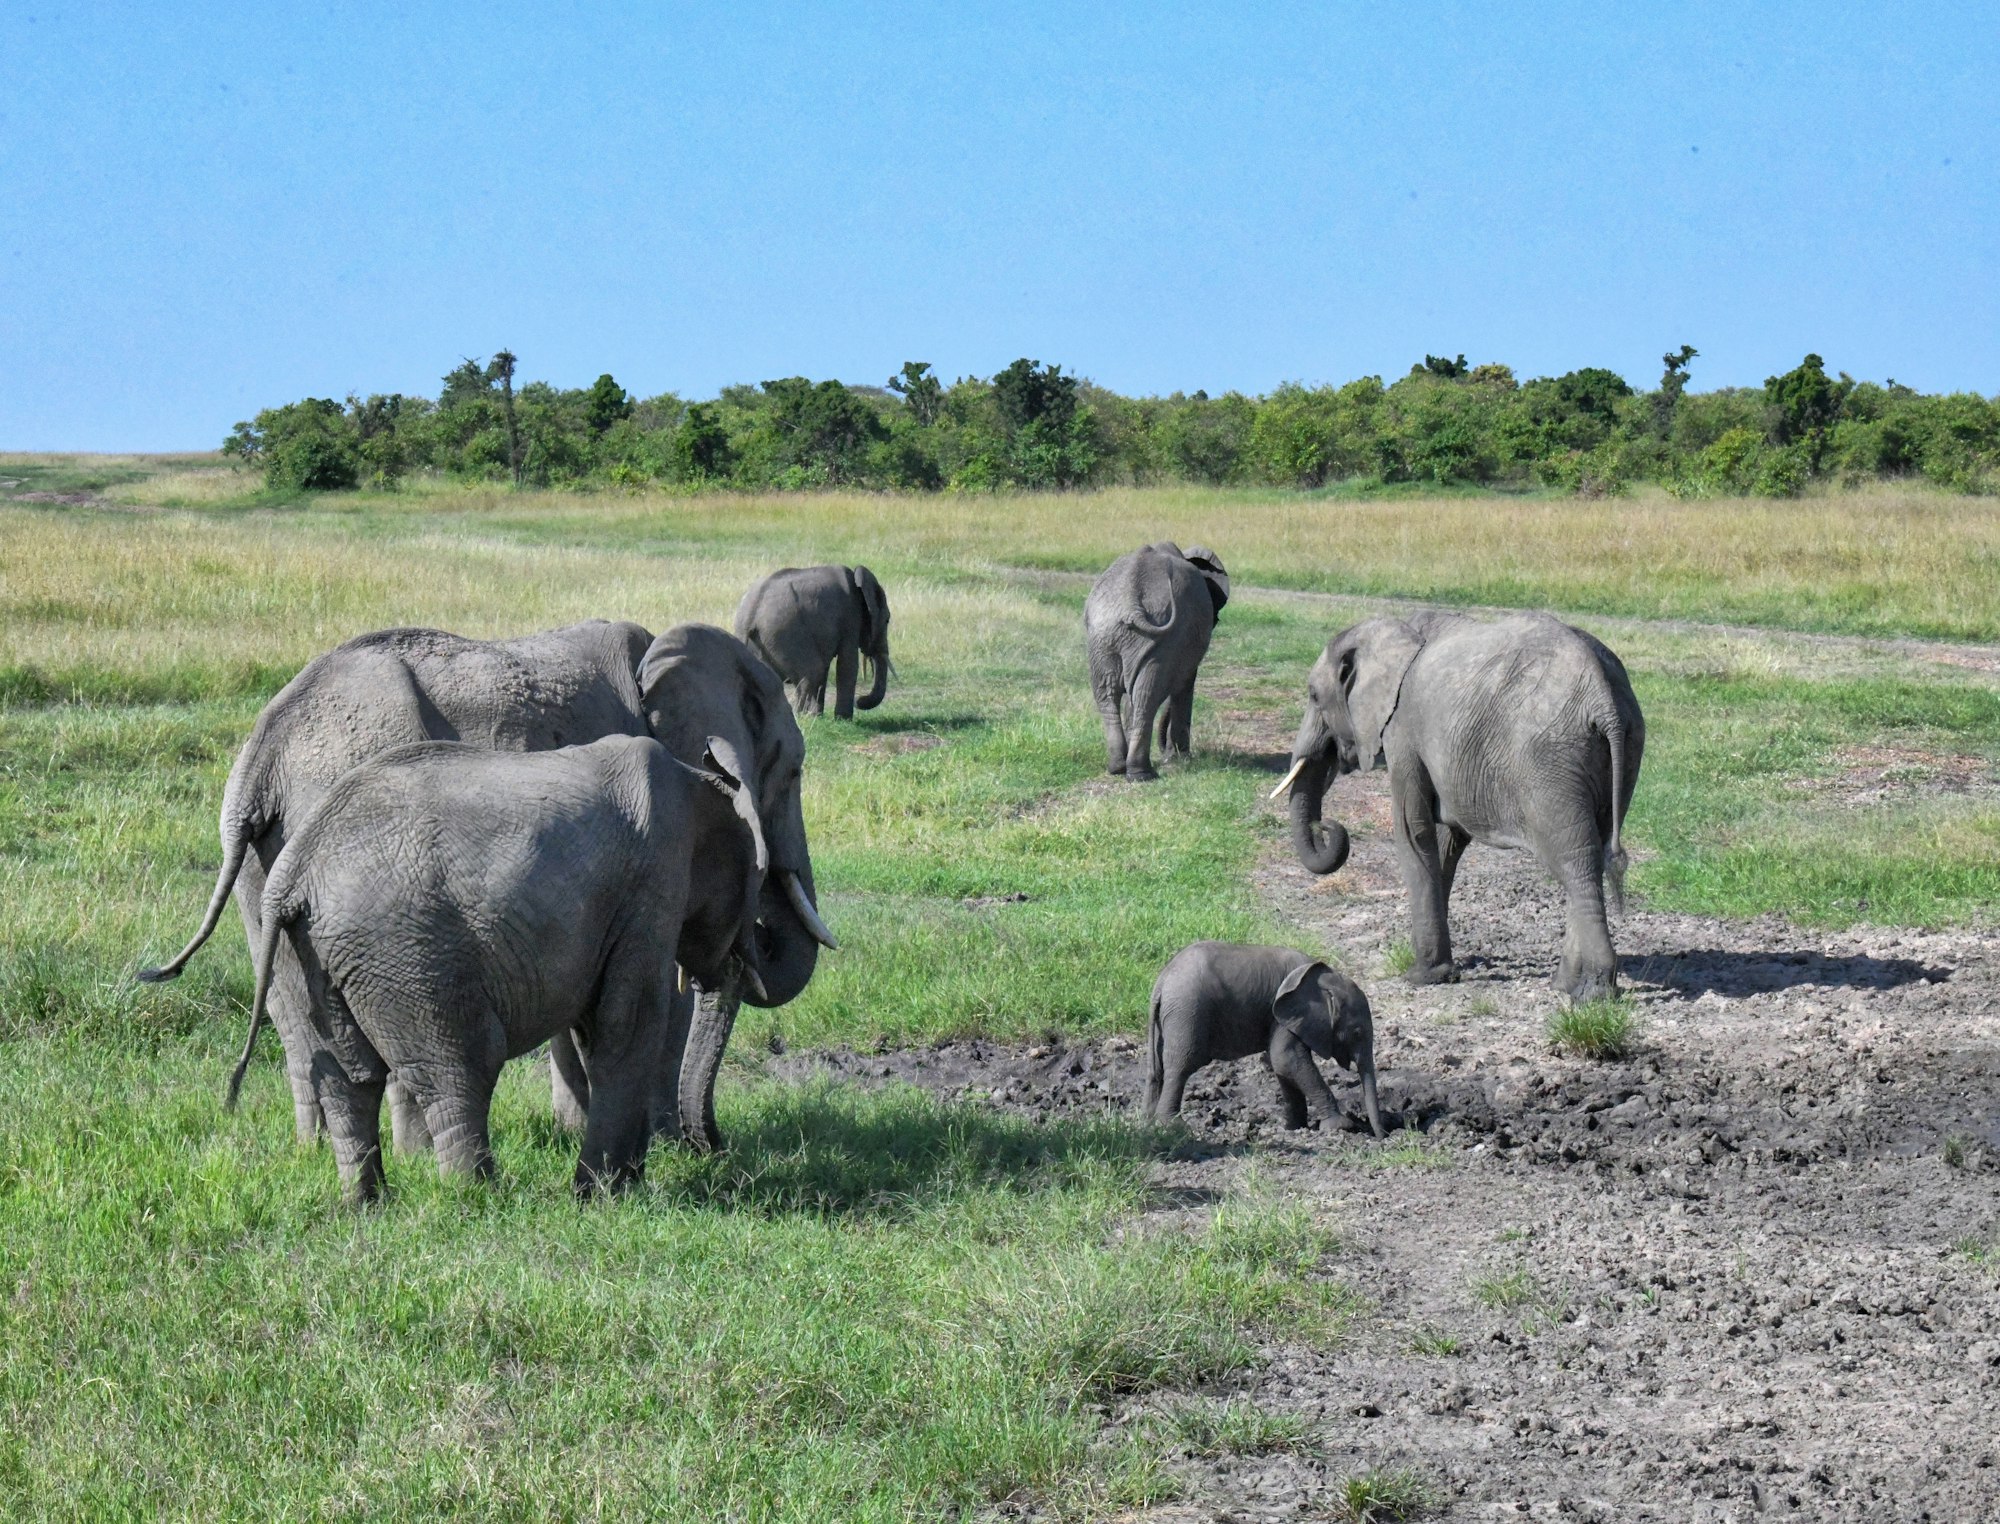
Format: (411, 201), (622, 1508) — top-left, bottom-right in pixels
(3, 3), (1994, 450)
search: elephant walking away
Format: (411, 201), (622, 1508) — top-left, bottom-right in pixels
(735, 564), (892, 719)
(138, 620), (833, 1156)
(1273, 610), (1643, 1002)
(1084, 542), (1230, 781)
(230, 736), (773, 1202)
(1145, 942), (1383, 1136)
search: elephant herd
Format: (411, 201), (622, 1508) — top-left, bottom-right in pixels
(141, 543), (1644, 1202)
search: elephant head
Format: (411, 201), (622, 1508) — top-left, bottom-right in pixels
(1180, 544), (1230, 623)
(638, 624), (834, 1009)
(1273, 960), (1384, 1137)
(1272, 616), (1425, 876)
(849, 564), (891, 711)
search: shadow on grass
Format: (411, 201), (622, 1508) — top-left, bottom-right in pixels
(843, 711), (988, 738)
(645, 1078), (1165, 1218)
(1628, 948), (1954, 998)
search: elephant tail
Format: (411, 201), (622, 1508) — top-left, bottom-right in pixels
(1599, 703), (1630, 918)
(136, 803), (254, 984)
(1142, 988), (1165, 1118)
(225, 883), (294, 1111)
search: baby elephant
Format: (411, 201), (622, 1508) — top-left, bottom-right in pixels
(1144, 942), (1384, 1136)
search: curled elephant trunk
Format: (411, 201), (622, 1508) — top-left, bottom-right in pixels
(1286, 750), (1350, 876)
(677, 978), (740, 1154)
(1360, 1058), (1385, 1138)
(856, 644), (889, 711)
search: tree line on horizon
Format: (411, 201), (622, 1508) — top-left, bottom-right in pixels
(224, 348), (2000, 498)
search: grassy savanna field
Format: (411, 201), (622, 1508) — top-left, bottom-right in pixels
(4, 463), (2000, 1519)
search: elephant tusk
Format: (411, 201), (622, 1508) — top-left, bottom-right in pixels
(1268, 757), (1309, 800)
(780, 871), (839, 950)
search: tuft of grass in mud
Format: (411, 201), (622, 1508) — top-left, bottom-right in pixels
(1953, 1232), (1998, 1269)
(1407, 1327), (1463, 1357)
(1330, 1466), (1439, 1522)
(1138, 1398), (1318, 1458)
(1548, 998), (1639, 1059)
(1471, 1268), (1543, 1309)
(1382, 939), (1417, 977)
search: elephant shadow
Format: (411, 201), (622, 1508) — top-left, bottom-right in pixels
(846, 712), (986, 738)
(1624, 948), (1953, 1000)
(639, 1078), (1161, 1218)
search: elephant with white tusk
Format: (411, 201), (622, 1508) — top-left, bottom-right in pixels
(228, 735), (772, 1203)
(1145, 942), (1384, 1136)
(138, 619), (832, 1156)
(735, 564), (892, 720)
(1084, 542), (1230, 781)
(1275, 609), (1643, 1003)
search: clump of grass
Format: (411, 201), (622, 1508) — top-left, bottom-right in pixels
(1955, 1232), (1998, 1268)
(1406, 1327), (1462, 1357)
(1471, 1268), (1541, 1309)
(1382, 939), (1417, 977)
(1330, 1467), (1437, 1521)
(1141, 1398), (1317, 1458)
(1356, 1134), (1451, 1171)
(1943, 1134), (1971, 1169)
(1547, 997), (1638, 1059)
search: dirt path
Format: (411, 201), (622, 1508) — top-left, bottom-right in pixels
(771, 765), (2000, 1520)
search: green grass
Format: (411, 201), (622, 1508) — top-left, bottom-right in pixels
(0, 1047), (1349, 1520)
(1406, 1327), (1463, 1357)
(6, 481), (2000, 1512)
(1137, 1397), (1319, 1458)
(1330, 1467), (1438, 1522)
(1546, 999), (1640, 1059)
(1470, 1269), (1542, 1310)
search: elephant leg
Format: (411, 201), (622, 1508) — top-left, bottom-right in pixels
(1439, 824), (1473, 906)
(1554, 850), (1620, 1003)
(1160, 677), (1196, 759)
(410, 1045), (503, 1185)
(574, 971), (674, 1197)
(236, 873), (325, 1142)
(678, 975), (742, 1153)
(1268, 1028), (1339, 1128)
(1122, 663), (1169, 782)
(388, 1076), (434, 1155)
(1097, 689), (1129, 776)
(309, 1054), (386, 1205)
(1391, 770), (1458, 984)
(833, 644), (859, 721)
(549, 1028), (590, 1135)
(1152, 1025), (1203, 1122)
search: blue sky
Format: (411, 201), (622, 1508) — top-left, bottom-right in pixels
(2, 3), (1994, 449)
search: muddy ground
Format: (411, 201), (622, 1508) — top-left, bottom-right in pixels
(769, 763), (2000, 1521)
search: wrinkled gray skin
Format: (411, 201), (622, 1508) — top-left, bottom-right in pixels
(232, 735), (769, 1202)
(1085, 542), (1230, 781)
(1278, 610), (1644, 1002)
(1144, 942), (1383, 1137)
(138, 620), (827, 1155)
(734, 564), (891, 719)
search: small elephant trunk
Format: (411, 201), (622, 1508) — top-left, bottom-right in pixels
(1360, 1057), (1385, 1138)
(1286, 751), (1350, 876)
(857, 642), (889, 711)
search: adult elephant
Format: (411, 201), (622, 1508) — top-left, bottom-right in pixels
(139, 620), (833, 1153)
(734, 564), (892, 719)
(1084, 542), (1230, 781)
(1272, 610), (1643, 1002)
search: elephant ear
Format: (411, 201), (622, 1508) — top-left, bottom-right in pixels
(1346, 618), (1424, 767)
(1183, 545), (1230, 614)
(700, 736), (769, 877)
(852, 565), (889, 648)
(1272, 961), (1337, 1059)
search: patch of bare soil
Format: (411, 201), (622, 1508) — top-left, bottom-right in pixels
(769, 777), (2000, 1519)
(1801, 745), (1999, 808)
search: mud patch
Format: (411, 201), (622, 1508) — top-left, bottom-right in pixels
(761, 797), (2000, 1518)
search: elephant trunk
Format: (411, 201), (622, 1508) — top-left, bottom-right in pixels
(1360, 1057), (1385, 1138)
(740, 863), (822, 1010)
(677, 978), (739, 1153)
(856, 640), (889, 711)
(1286, 750), (1350, 876)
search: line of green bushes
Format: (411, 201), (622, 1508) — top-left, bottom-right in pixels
(225, 348), (2000, 496)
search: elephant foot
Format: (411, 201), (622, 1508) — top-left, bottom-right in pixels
(1406, 960), (1460, 987)
(1124, 765), (1159, 783)
(1561, 969), (1620, 1005)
